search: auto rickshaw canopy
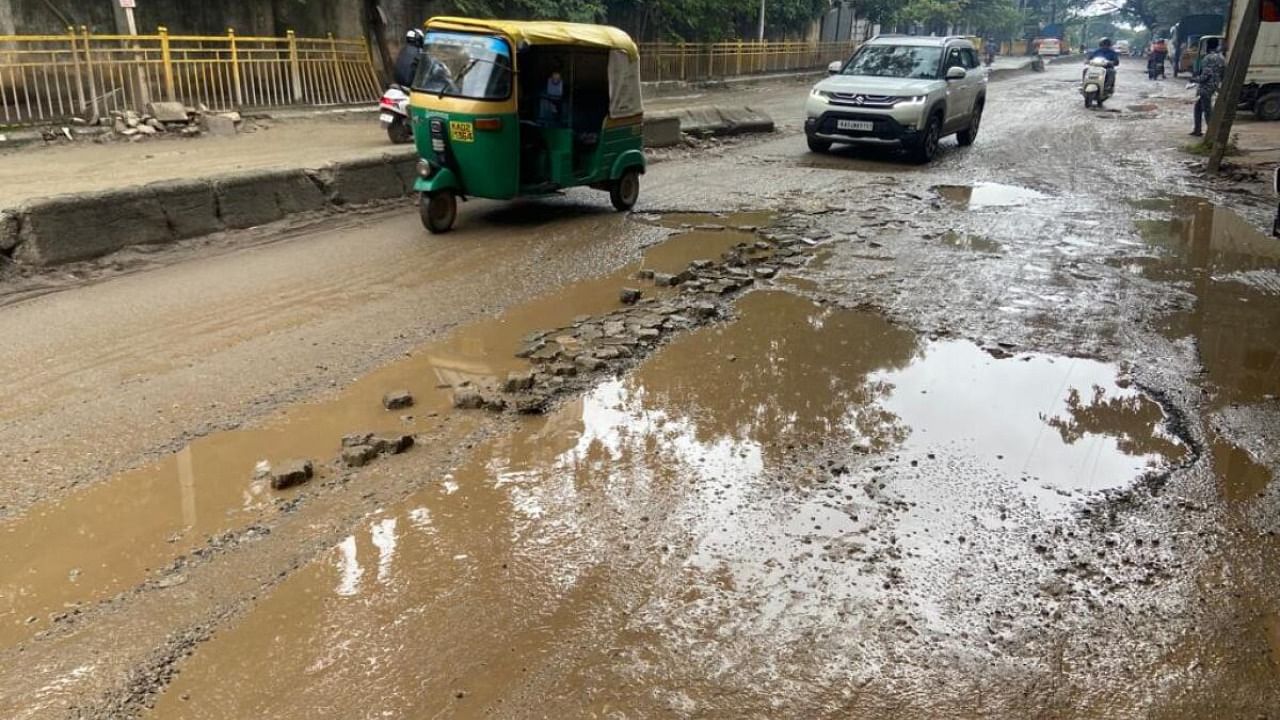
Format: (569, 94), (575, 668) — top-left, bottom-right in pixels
(422, 16), (643, 119)
(424, 17), (639, 59)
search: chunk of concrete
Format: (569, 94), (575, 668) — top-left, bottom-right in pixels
(201, 113), (237, 137)
(146, 101), (189, 123)
(270, 459), (314, 490)
(382, 390), (414, 410)
(642, 116), (682, 148)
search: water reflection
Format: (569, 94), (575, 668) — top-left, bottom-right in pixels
(1138, 197), (1280, 407)
(935, 182), (1046, 208)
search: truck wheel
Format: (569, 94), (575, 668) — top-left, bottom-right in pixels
(386, 117), (413, 144)
(957, 102), (982, 146)
(420, 191), (457, 234)
(909, 113), (941, 164)
(1256, 92), (1280, 121)
(610, 169), (641, 211)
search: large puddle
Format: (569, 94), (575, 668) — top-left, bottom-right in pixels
(1131, 197), (1280, 495)
(0, 218), (763, 647)
(149, 290), (1185, 717)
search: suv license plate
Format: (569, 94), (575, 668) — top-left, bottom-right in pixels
(837, 119), (873, 131)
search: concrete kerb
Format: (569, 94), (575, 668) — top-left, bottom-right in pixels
(650, 105), (775, 138)
(5, 153), (423, 268)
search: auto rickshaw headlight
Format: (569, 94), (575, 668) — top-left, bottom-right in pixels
(418, 160), (436, 179)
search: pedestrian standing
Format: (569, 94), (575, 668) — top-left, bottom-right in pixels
(1191, 38), (1225, 137)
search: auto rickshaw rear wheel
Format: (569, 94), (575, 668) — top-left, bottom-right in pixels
(420, 191), (457, 234)
(610, 169), (640, 212)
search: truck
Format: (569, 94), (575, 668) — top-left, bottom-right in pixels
(1206, 0), (1280, 120)
(1172, 14), (1225, 76)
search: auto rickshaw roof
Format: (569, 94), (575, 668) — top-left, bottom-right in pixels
(424, 17), (639, 59)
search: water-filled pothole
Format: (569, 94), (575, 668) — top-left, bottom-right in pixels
(935, 182), (1046, 208)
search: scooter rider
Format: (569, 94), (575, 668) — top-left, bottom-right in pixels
(393, 29), (425, 88)
(1088, 37), (1120, 94)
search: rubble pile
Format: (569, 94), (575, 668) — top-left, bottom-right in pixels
(93, 102), (251, 142)
(451, 219), (827, 415)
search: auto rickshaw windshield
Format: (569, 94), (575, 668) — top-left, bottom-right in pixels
(414, 31), (513, 100)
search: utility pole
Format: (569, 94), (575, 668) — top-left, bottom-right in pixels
(1207, 0), (1262, 172)
(113, 0), (151, 110)
(758, 0), (766, 41)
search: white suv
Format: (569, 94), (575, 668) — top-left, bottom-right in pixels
(805, 36), (988, 163)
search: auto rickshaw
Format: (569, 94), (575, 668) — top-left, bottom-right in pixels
(407, 17), (646, 234)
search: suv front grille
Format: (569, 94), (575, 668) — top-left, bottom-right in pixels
(827, 93), (898, 109)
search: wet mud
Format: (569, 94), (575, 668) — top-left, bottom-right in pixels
(148, 290), (1206, 718)
(0, 217), (761, 649)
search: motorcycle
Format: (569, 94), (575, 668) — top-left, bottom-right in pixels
(1081, 57), (1115, 109)
(379, 85), (413, 144)
(1147, 52), (1168, 80)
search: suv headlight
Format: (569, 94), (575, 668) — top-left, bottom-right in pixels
(893, 95), (927, 106)
(810, 88), (831, 99)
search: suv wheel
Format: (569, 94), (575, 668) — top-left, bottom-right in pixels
(957, 102), (982, 146)
(910, 113), (942, 163)
(807, 136), (832, 153)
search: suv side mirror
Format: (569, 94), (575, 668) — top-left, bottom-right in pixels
(946, 66), (967, 80)
(828, 60), (843, 75)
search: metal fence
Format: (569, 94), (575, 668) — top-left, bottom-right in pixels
(0, 28), (382, 125)
(638, 41), (858, 83)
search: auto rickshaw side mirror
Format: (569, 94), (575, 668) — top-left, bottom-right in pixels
(828, 60), (843, 75)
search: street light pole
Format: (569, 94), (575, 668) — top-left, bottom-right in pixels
(758, 0), (766, 42)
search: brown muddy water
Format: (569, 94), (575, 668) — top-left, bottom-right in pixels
(149, 290), (1188, 718)
(1127, 196), (1280, 496)
(0, 219), (763, 648)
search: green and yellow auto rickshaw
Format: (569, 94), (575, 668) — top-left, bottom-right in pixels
(408, 17), (646, 233)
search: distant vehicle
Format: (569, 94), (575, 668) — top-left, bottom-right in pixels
(1205, 0), (1280, 119)
(1035, 37), (1063, 56)
(379, 84), (413, 143)
(1172, 14), (1225, 76)
(1115, 40), (1131, 54)
(805, 35), (987, 163)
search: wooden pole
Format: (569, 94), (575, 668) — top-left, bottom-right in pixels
(1207, 0), (1262, 173)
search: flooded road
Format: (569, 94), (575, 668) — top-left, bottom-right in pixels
(1, 61), (1278, 717)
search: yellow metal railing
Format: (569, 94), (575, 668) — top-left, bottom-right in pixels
(638, 40), (858, 83)
(0, 28), (382, 125)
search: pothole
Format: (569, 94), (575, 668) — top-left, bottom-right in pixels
(935, 182), (1046, 208)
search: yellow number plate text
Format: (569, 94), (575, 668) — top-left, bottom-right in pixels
(449, 121), (475, 143)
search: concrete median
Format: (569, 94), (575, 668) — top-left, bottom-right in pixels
(3, 153), (426, 268)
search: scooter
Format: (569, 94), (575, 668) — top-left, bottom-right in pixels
(1081, 57), (1115, 109)
(379, 85), (412, 144)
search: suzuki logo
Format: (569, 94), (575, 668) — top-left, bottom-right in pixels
(853, 95), (865, 105)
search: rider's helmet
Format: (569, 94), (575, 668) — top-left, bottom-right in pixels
(1099, 37), (1113, 48)
(405, 28), (425, 47)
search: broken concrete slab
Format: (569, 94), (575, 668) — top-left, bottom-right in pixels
(311, 156), (405, 206)
(620, 287), (643, 305)
(270, 459), (314, 490)
(642, 116), (683, 148)
(201, 113), (237, 137)
(382, 390), (414, 410)
(146, 101), (189, 123)
(213, 169), (326, 229)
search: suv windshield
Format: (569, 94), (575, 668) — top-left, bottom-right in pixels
(414, 31), (513, 100)
(840, 45), (942, 79)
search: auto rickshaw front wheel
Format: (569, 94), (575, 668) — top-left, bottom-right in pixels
(420, 191), (457, 234)
(610, 169), (641, 212)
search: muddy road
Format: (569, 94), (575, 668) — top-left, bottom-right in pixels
(2, 61), (1278, 718)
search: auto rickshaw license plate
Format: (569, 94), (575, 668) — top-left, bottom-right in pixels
(449, 121), (475, 143)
